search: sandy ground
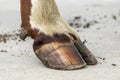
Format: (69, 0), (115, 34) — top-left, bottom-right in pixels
(0, 2), (120, 80)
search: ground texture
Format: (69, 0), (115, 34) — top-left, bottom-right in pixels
(0, 3), (120, 80)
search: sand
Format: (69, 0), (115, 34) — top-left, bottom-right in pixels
(0, 1), (120, 80)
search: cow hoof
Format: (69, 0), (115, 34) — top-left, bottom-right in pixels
(33, 42), (87, 70)
(19, 29), (28, 40)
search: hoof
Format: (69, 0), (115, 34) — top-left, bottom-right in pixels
(75, 39), (97, 65)
(84, 54), (97, 65)
(19, 29), (28, 40)
(34, 42), (87, 70)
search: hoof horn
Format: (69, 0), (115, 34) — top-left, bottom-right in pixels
(19, 29), (28, 40)
(34, 42), (87, 70)
(75, 39), (97, 65)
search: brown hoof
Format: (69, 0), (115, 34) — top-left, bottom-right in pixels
(75, 39), (97, 65)
(33, 42), (87, 70)
(84, 54), (97, 65)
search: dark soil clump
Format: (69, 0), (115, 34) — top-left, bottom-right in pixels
(112, 64), (117, 66)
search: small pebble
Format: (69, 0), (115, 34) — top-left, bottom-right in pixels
(112, 15), (117, 20)
(112, 64), (117, 66)
(74, 16), (81, 20)
(103, 58), (105, 60)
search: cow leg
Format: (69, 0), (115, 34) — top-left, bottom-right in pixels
(20, 0), (97, 70)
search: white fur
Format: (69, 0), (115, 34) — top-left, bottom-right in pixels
(30, 0), (78, 37)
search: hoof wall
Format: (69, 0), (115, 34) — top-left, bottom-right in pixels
(34, 42), (87, 70)
(19, 29), (28, 40)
